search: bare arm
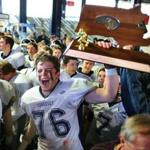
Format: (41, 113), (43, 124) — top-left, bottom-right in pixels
(3, 107), (14, 146)
(18, 117), (36, 150)
(3, 107), (13, 136)
(85, 68), (119, 103)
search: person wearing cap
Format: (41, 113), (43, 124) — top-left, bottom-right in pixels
(0, 35), (25, 70)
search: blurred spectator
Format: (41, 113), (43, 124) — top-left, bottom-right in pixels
(0, 79), (16, 148)
(25, 42), (38, 68)
(0, 60), (32, 149)
(0, 35), (25, 70)
(114, 114), (150, 150)
(36, 30), (50, 45)
(60, 56), (86, 81)
(78, 60), (96, 81)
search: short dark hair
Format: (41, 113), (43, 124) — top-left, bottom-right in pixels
(63, 56), (78, 65)
(27, 42), (38, 50)
(99, 67), (105, 73)
(0, 60), (15, 75)
(120, 114), (150, 142)
(0, 35), (14, 49)
(35, 52), (60, 72)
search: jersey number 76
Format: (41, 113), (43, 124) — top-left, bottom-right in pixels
(32, 108), (71, 138)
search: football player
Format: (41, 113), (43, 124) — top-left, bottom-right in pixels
(0, 79), (16, 147)
(18, 53), (119, 150)
(0, 35), (25, 70)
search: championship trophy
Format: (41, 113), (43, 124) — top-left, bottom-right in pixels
(64, 5), (150, 73)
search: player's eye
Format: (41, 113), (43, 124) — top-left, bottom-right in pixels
(37, 69), (42, 74)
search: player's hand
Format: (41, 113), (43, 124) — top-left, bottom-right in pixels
(97, 40), (112, 48)
(97, 40), (116, 69)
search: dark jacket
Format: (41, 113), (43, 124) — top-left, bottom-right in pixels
(119, 68), (150, 116)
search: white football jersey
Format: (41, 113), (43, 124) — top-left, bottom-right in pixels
(60, 70), (93, 81)
(20, 68), (39, 86)
(0, 50), (25, 69)
(0, 79), (16, 106)
(9, 72), (32, 121)
(24, 55), (34, 68)
(21, 79), (94, 150)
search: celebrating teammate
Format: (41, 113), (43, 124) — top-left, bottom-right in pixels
(18, 53), (119, 150)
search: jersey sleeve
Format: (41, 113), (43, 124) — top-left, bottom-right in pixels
(0, 80), (16, 107)
(20, 89), (33, 116)
(8, 52), (25, 69)
(69, 79), (95, 108)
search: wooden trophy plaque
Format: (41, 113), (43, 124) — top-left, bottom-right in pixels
(64, 5), (150, 73)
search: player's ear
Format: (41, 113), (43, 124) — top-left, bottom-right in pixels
(119, 135), (126, 144)
(56, 71), (60, 77)
(61, 63), (66, 69)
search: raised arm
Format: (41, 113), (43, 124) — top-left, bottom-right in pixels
(85, 68), (119, 103)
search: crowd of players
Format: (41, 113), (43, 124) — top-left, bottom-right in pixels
(0, 2), (150, 149)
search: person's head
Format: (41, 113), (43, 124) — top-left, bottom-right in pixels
(119, 114), (150, 150)
(21, 38), (33, 47)
(50, 34), (58, 42)
(97, 67), (106, 86)
(27, 42), (38, 60)
(39, 45), (53, 55)
(37, 41), (46, 50)
(52, 47), (62, 59)
(62, 56), (78, 76)
(35, 53), (60, 96)
(0, 35), (14, 52)
(40, 29), (46, 36)
(81, 60), (95, 74)
(0, 60), (16, 81)
(51, 40), (65, 59)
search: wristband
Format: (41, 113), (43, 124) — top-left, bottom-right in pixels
(105, 68), (117, 76)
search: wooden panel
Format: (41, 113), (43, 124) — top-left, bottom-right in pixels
(76, 5), (150, 46)
(64, 5), (150, 73)
(64, 40), (150, 73)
